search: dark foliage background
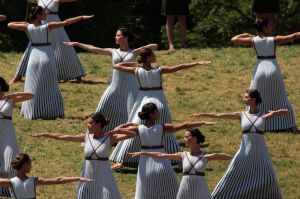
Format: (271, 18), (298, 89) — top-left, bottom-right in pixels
(0, 0), (299, 51)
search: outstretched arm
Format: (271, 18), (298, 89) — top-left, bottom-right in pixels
(132, 44), (158, 55)
(113, 63), (137, 74)
(191, 112), (241, 120)
(163, 121), (217, 134)
(160, 61), (211, 74)
(30, 132), (85, 142)
(0, 15), (6, 22)
(231, 33), (254, 46)
(63, 42), (112, 56)
(0, 178), (11, 187)
(105, 127), (137, 142)
(37, 177), (93, 186)
(27, 0), (37, 4)
(7, 22), (29, 32)
(275, 32), (300, 45)
(262, 109), (288, 120)
(204, 153), (233, 161)
(48, 15), (93, 30)
(128, 152), (183, 160)
(3, 92), (34, 103)
(57, 0), (77, 2)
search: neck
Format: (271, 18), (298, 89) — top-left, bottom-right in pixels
(190, 146), (202, 156)
(119, 43), (130, 51)
(16, 171), (27, 180)
(249, 105), (259, 114)
(145, 120), (155, 127)
(33, 20), (42, 26)
(142, 62), (152, 69)
(93, 129), (104, 139)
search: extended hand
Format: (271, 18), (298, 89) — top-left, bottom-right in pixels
(197, 61), (211, 65)
(82, 15), (94, 20)
(63, 42), (76, 46)
(204, 121), (218, 125)
(80, 177), (94, 182)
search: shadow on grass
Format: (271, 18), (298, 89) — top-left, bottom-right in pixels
(114, 168), (138, 174)
(59, 79), (107, 85)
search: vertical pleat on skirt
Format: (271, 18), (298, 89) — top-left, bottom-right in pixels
(177, 176), (212, 199)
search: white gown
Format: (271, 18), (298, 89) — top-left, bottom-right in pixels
(76, 134), (121, 199)
(10, 176), (37, 199)
(0, 99), (19, 197)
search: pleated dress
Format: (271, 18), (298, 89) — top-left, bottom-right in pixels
(0, 99), (19, 197)
(110, 67), (180, 167)
(249, 36), (295, 131)
(20, 24), (64, 120)
(135, 124), (179, 199)
(9, 176), (37, 199)
(177, 152), (212, 199)
(76, 134), (121, 199)
(16, 0), (86, 81)
(93, 49), (139, 132)
(212, 111), (282, 199)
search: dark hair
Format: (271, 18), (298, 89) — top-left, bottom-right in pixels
(118, 27), (135, 43)
(29, 6), (44, 20)
(254, 18), (269, 32)
(187, 128), (205, 144)
(246, 89), (262, 105)
(11, 154), (31, 170)
(89, 112), (109, 127)
(136, 48), (154, 64)
(0, 76), (9, 92)
(138, 103), (158, 120)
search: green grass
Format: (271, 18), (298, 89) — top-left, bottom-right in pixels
(1, 47), (300, 198)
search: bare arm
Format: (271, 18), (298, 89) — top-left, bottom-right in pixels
(163, 121), (217, 133)
(114, 123), (138, 130)
(3, 92), (34, 103)
(132, 43), (158, 55)
(106, 127), (137, 142)
(30, 132), (85, 142)
(128, 152), (183, 160)
(27, 0), (37, 4)
(204, 153), (233, 161)
(48, 15), (93, 30)
(262, 109), (288, 120)
(231, 33), (254, 46)
(63, 42), (112, 56)
(7, 22), (29, 32)
(37, 177), (93, 186)
(56, 0), (76, 3)
(0, 15), (6, 22)
(191, 112), (241, 120)
(160, 61), (211, 74)
(275, 32), (300, 45)
(113, 63), (137, 74)
(0, 178), (11, 187)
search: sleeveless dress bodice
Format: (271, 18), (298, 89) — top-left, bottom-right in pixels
(84, 134), (110, 159)
(182, 152), (207, 175)
(0, 99), (13, 119)
(253, 36), (276, 58)
(38, 0), (59, 13)
(135, 67), (162, 88)
(10, 177), (36, 199)
(138, 124), (164, 151)
(27, 24), (50, 44)
(241, 111), (265, 133)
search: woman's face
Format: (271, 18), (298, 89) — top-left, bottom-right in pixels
(115, 30), (127, 45)
(243, 93), (256, 106)
(184, 131), (195, 147)
(87, 117), (101, 133)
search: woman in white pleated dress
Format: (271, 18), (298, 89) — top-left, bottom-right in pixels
(107, 102), (217, 199)
(0, 77), (34, 197)
(11, 0), (86, 83)
(0, 153), (92, 199)
(8, 6), (92, 119)
(192, 89), (285, 199)
(110, 48), (211, 169)
(30, 112), (135, 199)
(130, 128), (232, 199)
(231, 18), (300, 133)
(64, 29), (157, 133)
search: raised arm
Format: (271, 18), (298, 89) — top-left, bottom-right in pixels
(160, 61), (211, 74)
(113, 63), (137, 74)
(231, 33), (254, 46)
(204, 153), (233, 161)
(37, 177), (93, 186)
(132, 43), (158, 55)
(3, 92), (34, 103)
(262, 109), (288, 120)
(0, 15), (7, 22)
(63, 42), (112, 56)
(30, 132), (85, 142)
(128, 152), (183, 160)
(163, 121), (217, 134)
(0, 178), (11, 187)
(7, 22), (29, 32)
(106, 127), (137, 142)
(191, 112), (241, 120)
(275, 32), (300, 45)
(48, 15), (93, 30)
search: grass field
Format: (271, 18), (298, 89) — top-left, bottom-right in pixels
(0, 46), (299, 198)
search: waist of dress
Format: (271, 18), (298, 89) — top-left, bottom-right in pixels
(85, 157), (109, 161)
(141, 145), (164, 149)
(0, 116), (12, 120)
(139, 87), (162, 91)
(48, 11), (58, 15)
(242, 130), (264, 134)
(31, 43), (51, 46)
(183, 172), (205, 176)
(257, 55), (276, 59)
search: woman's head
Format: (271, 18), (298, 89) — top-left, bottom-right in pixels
(136, 48), (156, 64)
(254, 18), (269, 33)
(0, 76), (9, 92)
(244, 89), (262, 105)
(88, 112), (109, 131)
(11, 154), (31, 172)
(138, 103), (158, 120)
(115, 28), (135, 45)
(29, 6), (45, 21)
(184, 128), (205, 146)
